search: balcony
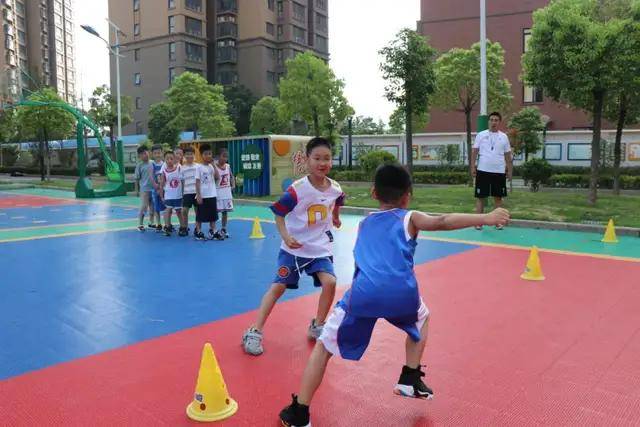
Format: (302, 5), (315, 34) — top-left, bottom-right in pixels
(217, 22), (237, 38)
(216, 46), (237, 63)
(217, 0), (237, 13)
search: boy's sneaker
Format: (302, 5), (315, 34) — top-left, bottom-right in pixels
(137, 225), (145, 232)
(242, 327), (264, 356)
(307, 319), (323, 340)
(147, 223), (155, 229)
(209, 230), (224, 241)
(221, 228), (230, 239)
(194, 230), (206, 241)
(178, 227), (188, 237)
(279, 394), (310, 427)
(155, 224), (164, 233)
(394, 365), (434, 400)
(164, 226), (171, 237)
(168, 224), (175, 232)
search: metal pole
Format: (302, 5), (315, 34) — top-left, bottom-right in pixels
(347, 116), (353, 168)
(480, 0), (487, 116)
(110, 21), (123, 142)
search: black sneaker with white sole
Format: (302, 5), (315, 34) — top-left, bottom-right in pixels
(209, 230), (224, 240)
(279, 394), (310, 427)
(194, 230), (206, 241)
(393, 365), (434, 400)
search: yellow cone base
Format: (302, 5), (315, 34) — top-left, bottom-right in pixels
(186, 398), (238, 422)
(521, 246), (545, 281)
(249, 217), (265, 239)
(601, 219), (618, 243)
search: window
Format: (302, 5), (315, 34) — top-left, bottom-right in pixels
(185, 0), (202, 12)
(134, 73), (141, 85)
(17, 30), (26, 44)
(316, 13), (327, 32)
(186, 42), (203, 62)
(54, 1), (62, 13)
(268, 0), (274, 10)
(217, 46), (237, 62)
(217, 21), (237, 37)
(169, 42), (176, 60)
(19, 59), (27, 69)
(217, 0), (237, 12)
(55, 27), (64, 38)
(168, 0), (175, 9)
(168, 16), (175, 33)
(277, 0), (283, 16)
(17, 16), (25, 30)
(292, 25), (305, 44)
(315, 35), (328, 52)
(185, 17), (202, 36)
(217, 70), (237, 85)
(133, 0), (140, 11)
(523, 29), (543, 103)
(186, 67), (203, 75)
(277, 49), (283, 65)
(266, 22), (275, 36)
(317, 0), (326, 10)
(134, 23), (140, 35)
(55, 39), (63, 53)
(293, 2), (305, 21)
(277, 24), (283, 39)
(134, 48), (140, 61)
(136, 121), (143, 134)
(16, 1), (25, 15)
(267, 71), (277, 85)
(136, 97), (142, 109)
(169, 67), (176, 84)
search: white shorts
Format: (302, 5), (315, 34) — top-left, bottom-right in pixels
(319, 299), (429, 361)
(216, 198), (233, 212)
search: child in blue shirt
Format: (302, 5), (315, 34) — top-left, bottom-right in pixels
(279, 163), (510, 427)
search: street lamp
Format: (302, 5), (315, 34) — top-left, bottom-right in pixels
(81, 21), (125, 143)
(477, 0), (488, 132)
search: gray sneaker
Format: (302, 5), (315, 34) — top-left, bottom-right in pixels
(308, 319), (324, 340)
(242, 327), (264, 356)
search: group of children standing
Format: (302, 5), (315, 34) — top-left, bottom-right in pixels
(134, 143), (234, 240)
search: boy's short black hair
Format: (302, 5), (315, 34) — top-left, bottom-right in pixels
(218, 147), (228, 155)
(137, 146), (148, 154)
(199, 143), (212, 154)
(183, 146), (195, 154)
(306, 137), (332, 156)
(164, 150), (174, 156)
(151, 144), (163, 152)
(174, 146), (183, 152)
(489, 111), (502, 121)
(374, 163), (412, 204)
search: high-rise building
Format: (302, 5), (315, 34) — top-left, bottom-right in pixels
(108, 0), (329, 135)
(418, 0), (595, 132)
(1, 0), (76, 104)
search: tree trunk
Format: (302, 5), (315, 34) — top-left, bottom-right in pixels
(405, 102), (413, 174)
(588, 91), (605, 205)
(613, 95), (626, 195)
(39, 141), (45, 182)
(109, 125), (116, 159)
(193, 125), (197, 141)
(313, 108), (320, 137)
(465, 109), (472, 185)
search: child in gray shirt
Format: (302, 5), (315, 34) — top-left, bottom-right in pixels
(134, 146), (155, 231)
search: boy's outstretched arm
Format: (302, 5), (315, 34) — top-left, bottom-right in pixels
(275, 215), (302, 249)
(409, 208), (510, 235)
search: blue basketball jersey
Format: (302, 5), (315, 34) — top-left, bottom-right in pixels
(340, 209), (420, 318)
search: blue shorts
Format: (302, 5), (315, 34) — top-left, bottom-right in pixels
(164, 198), (182, 210)
(273, 249), (335, 289)
(151, 190), (165, 212)
(318, 300), (429, 361)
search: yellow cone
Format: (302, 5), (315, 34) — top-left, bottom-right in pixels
(186, 343), (238, 422)
(601, 219), (618, 243)
(521, 246), (545, 281)
(249, 217), (265, 239)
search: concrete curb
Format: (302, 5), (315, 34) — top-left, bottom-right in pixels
(234, 198), (640, 237)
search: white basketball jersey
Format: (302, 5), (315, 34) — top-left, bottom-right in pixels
(161, 164), (183, 200)
(215, 163), (233, 200)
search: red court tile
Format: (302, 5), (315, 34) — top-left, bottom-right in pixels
(1, 247), (640, 426)
(0, 195), (79, 209)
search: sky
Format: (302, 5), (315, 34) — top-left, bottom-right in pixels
(74, 0), (420, 122)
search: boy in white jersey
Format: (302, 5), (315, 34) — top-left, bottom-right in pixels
(214, 148), (234, 239)
(194, 144), (221, 241)
(242, 137), (345, 356)
(158, 151), (183, 237)
(180, 146), (198, 237)
(279, 164), (510, 427)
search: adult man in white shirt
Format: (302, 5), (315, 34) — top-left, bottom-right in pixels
(470, 112), (513, 230)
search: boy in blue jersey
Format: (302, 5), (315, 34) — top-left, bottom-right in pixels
(279, 163), (510, 427)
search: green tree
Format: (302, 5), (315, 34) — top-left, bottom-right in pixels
(379, 29), (437, 173)
(224, 84), (258, 136)
(601, 0), (640, 194)
(165, 72), (235, 140)
(279, 51), (353, 141)
(0, 107), (17, 144)
(148, 102), (181, 148)
(340, 115), (386, 135)
(16, 87), (75, 181)
(508, 107), (545, 161)
(523, 0), (631, 204)
(387, 106), (429, 134)
(433, 41), (512, 171)
(88, 85), (133, 156)
(250, 96), (289, 134)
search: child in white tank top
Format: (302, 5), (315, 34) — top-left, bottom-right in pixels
(215, 148), (235, 239)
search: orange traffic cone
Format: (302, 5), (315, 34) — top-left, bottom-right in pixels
(521, 246), (545, 281)
(186, 343), (238, 422)
(601, 219), (618, 243)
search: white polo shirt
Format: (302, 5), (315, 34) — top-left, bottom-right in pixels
(473, 130), (511, 174)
